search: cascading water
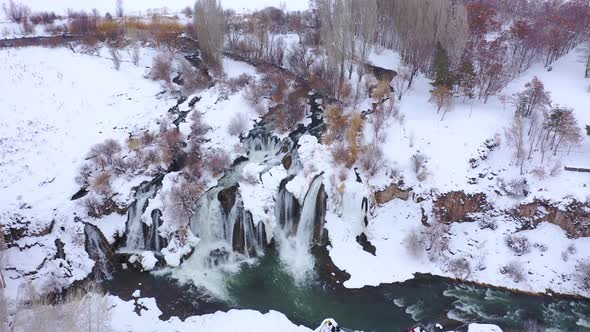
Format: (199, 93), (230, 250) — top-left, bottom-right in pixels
(84, 223), (115, 281)
(275, 174), (327, 282)
(170, 133), (286, 298)
(123, 175), (164, 251)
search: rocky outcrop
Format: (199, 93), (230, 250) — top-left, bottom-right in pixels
(218, 185), (238, 217)
(313, 183), (328, 246)
(374, 183), (411, 205)
(433, 191), (491, 224)
(84, 223), (116, 281)
(516, 199), (590, 238)
(3, 215), (54, 247)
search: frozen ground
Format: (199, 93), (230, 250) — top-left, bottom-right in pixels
(9, 0), (308, 15)
(0, 46), (176, 298)
(323, 46), (590, 296)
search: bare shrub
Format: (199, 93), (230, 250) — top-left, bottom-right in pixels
(130, 43), (140, 66)
(222, 74), (254, 94)
(411, 152), (429, 182)
(228, 112), (248, 137)
(372, 80), (392, 101)
(391, 66), (411, 100)
(359, 142), (385, 176)
(169, 180), (204, 226)
(2, 0), (30, 24)
(245, 80), (265, 106)
(205, 150), (231, 176)
(448, 258), (472, 279)
(331, 141), (350, 167)
(30, 11), (57, 25)
(180, 59), (209, 93)
(501, 261), (525, 283)
(90, 139), (122, 167)
(577, 260), (590, 291)
(497, 177), (528, 198)
(150, 53), (172, 83)
(109, 47), (121, 71)
(505, 235), (530, 256)
(404, 228), (424, 258)
(91, 171), (112, 196)
(158, 129), (185, 166)
(424, 222), (450, 261)
(68, 12), (98, 36)
(561, 244), (576, 262)
(140, 131), (157, 146)
(12, 282), (111, 332)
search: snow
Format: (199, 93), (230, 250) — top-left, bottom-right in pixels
(109, 296), (312, 332)
(468, 324), (503, 332)
(12, 0), (309, 16)
(131, 289), (141, 298)
(0, 46), (175, 296)
(140, 251), (158, 271)
(323, 46), (590, 297)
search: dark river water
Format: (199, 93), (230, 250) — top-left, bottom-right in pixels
(104, 250), (590, 332)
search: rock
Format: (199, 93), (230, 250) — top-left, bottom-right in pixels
(433, 191), (491, 224)
(355, 232), (376, 256)
(515, 199), (590, 238)
(218, 185), (238, 217)
(282, 154), (292, 170)
(374, 183), (411, 204)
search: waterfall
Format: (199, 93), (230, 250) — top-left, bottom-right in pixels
(276, 176), (301, 236)
(84, 223), (115, 281)
(276, 174), (327, 281)
(124, 175), (164, 251)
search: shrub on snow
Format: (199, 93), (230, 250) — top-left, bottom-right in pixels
(505, 234), (531, 256)
(501, 261), (525, 283)
(447, 258), (472, 279)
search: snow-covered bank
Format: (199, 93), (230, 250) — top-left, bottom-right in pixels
(0, 46), (174, 297)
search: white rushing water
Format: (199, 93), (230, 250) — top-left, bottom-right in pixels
(125, 178), (161, 250)
(276, 174), (324, 283)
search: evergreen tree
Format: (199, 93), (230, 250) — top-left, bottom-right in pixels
(431, 42), (453, 88)
(457, 56), (477, 99)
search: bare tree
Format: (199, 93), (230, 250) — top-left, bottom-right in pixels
(116, 0), (124, 18)
(429, 86), (454, 120)
(130, 42), (140, 66)
(194, 0), (225, 75)
(109, 47), (121, 71)
(505, 114), (527, 175)
(2, 0), (30, 23)
(287, 43), (317, 79)
(391, 65), (411, 100)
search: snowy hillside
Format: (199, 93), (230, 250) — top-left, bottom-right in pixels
(1, 0), (590, 331)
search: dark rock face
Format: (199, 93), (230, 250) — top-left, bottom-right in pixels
(54, 238), (66, 259)
(70, 187), (89, 200)
(231, 211), (264, 257)
(356, 232), (376, 256)
(143, 209), (167, 251)
(312, 184), (328, 246)
(3, 216), (54, 247)
(277, 176), (301, 234)
(84, 223), (115, 281)
(282, 154), (292, 170)
(515, 199), (590, 238)
(433, 191), (491, 224)
(218, 185), (238, 217)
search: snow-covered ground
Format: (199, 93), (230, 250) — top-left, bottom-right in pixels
(7, 0), (308, 16)
(323, 46), (590, 296)
(0, 46), (176, 298)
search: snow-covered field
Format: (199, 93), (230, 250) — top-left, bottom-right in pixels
(6, 0), (308, 15)
(324, 46), (590, 296)
(0, 46), (176, 298)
